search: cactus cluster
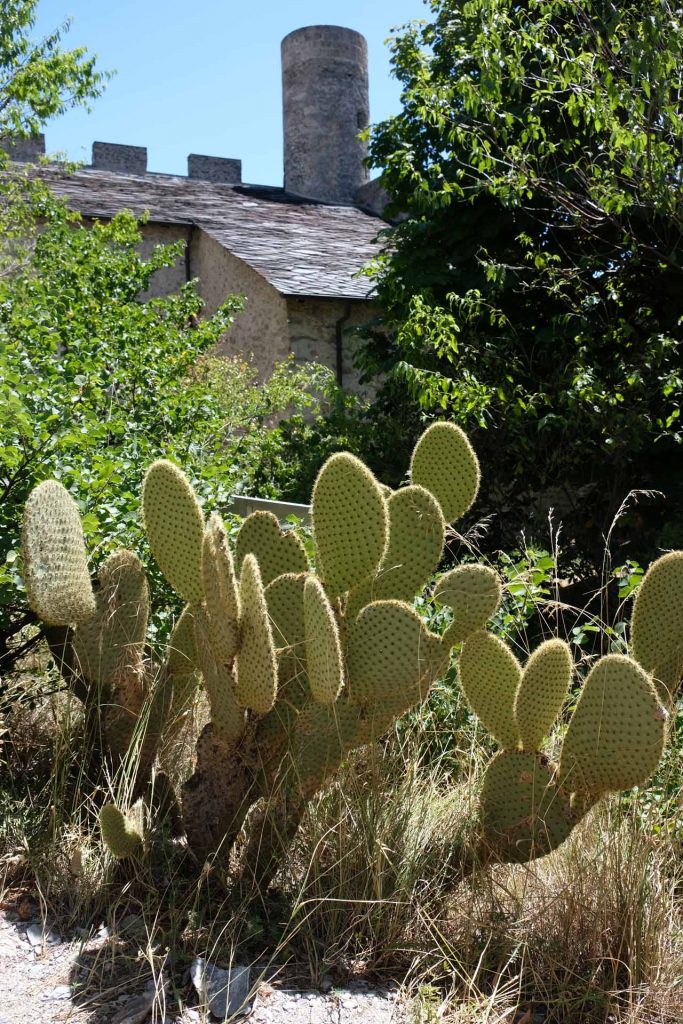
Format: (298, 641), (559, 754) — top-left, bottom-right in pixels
(459, 626), (666, 862)
(19, 422), (675, 884)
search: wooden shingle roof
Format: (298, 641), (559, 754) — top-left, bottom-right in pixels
(41, 167), (382, 300)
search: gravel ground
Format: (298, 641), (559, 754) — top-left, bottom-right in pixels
(0, 904), (407, 1024)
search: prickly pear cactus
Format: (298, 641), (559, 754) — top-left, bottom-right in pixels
(100, 801), (144, 858)
(21, 480), (96, 626)
(20, 421), (673, 885)
(631, 550), (683, 702)
(457, 625), (667, 862)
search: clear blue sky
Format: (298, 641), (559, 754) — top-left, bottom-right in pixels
(33, 0), (428, 186)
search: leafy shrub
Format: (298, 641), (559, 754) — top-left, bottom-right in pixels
(0, 181), (333, 666)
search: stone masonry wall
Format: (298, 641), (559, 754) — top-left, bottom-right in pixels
(192, 229), (291, 373)
(286, 296), (377, 395)
(101, 219), (376, 389)
(138, 223), (189, 300)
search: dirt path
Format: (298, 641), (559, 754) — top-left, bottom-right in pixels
(0, 907), (407, 1024)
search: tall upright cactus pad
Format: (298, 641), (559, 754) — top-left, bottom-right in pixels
(202, 513), (240, 664)
(479, 751), (574, 863)
(312, 452), (388, 597)
(142, 460), (204, 604)
(371, 485), (445, 603)
(99, 551), (149, 649)
(194, 608), (245, 745)
(234, 554), (278, 714)
(304, 577), (344, 704)
(165, 604), (200, 730)
(72, 550), (149, 687)
(631, 550), (683, 701)
(236, 511), (309, 587)
(559, 654), (667, 795)
(265, 572), (307, 680)
(100, 801), (144, 858)
(436, 565), (502, 645)
(514, 639), (572, 752)
(458, 631), (522, 749)
(21, 480), (96, 626)
(410, 422), (480, 523)
(346, 599), (444, 707)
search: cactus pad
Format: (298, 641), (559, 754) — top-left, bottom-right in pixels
(234, 554), (278, 714)
(410, 422), (480, 524)
(194, 608), (246, 744)
(99, 550), (149, 651)
(72, 550), (148, 686)
(479, 751), (575, 862)
(436, 565), (502, 644)
(304, 577), (344, 704)
(346, 599), (443, 706)
(374, 485), (445, 602)
(165, 605), (200, 727)
(458, 631), (522, 749)
(631, 550), (683, 701)
(293, 700), (360, 799)
(515, 638), (573, 751)
(559, 654), (667, 795)
(100, 802), (143, 858)
(202, 513), (240, 663)
(312, 452), (388, 597)
(21, 479), (96, 626)
(142, 461), (204, 604)
(265, 572), (307, 678)
(235, 511), (308, 586)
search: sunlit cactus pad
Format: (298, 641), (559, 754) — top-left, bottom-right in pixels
(559, 654), (667, 795)
(304, 577), (344, 704)
(21, 479), (96, 626)
(234, 554), (278, 714)
(436, 564), (502, 644)
(202, 513), (240, 663)
(515, 638), (572, 752)
(236, 510), (309, 586)
(143, 460), (204, 604)
(312, 452), (388, 596)
(631, 550), (683, 701)
(459, 630), (521, 749)
(374, 485), (445, 601)
(410, 422), (480, 523)
(346, 599), (443, 706)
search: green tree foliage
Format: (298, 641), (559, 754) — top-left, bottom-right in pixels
(0, 1), (107, 142)
(0, 186), (329, 668)
(362, 0), (683, 561)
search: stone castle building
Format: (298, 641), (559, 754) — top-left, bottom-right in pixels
(8, 26), (388, 390)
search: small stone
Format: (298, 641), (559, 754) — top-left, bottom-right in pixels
(111, 991), (155, 1024)
(26, 922), (61, 948)
(191, 958), (252, 1020)
(51, 984), (71, 1000)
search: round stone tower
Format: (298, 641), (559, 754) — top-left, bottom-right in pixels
(281, 25), (370, 205)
